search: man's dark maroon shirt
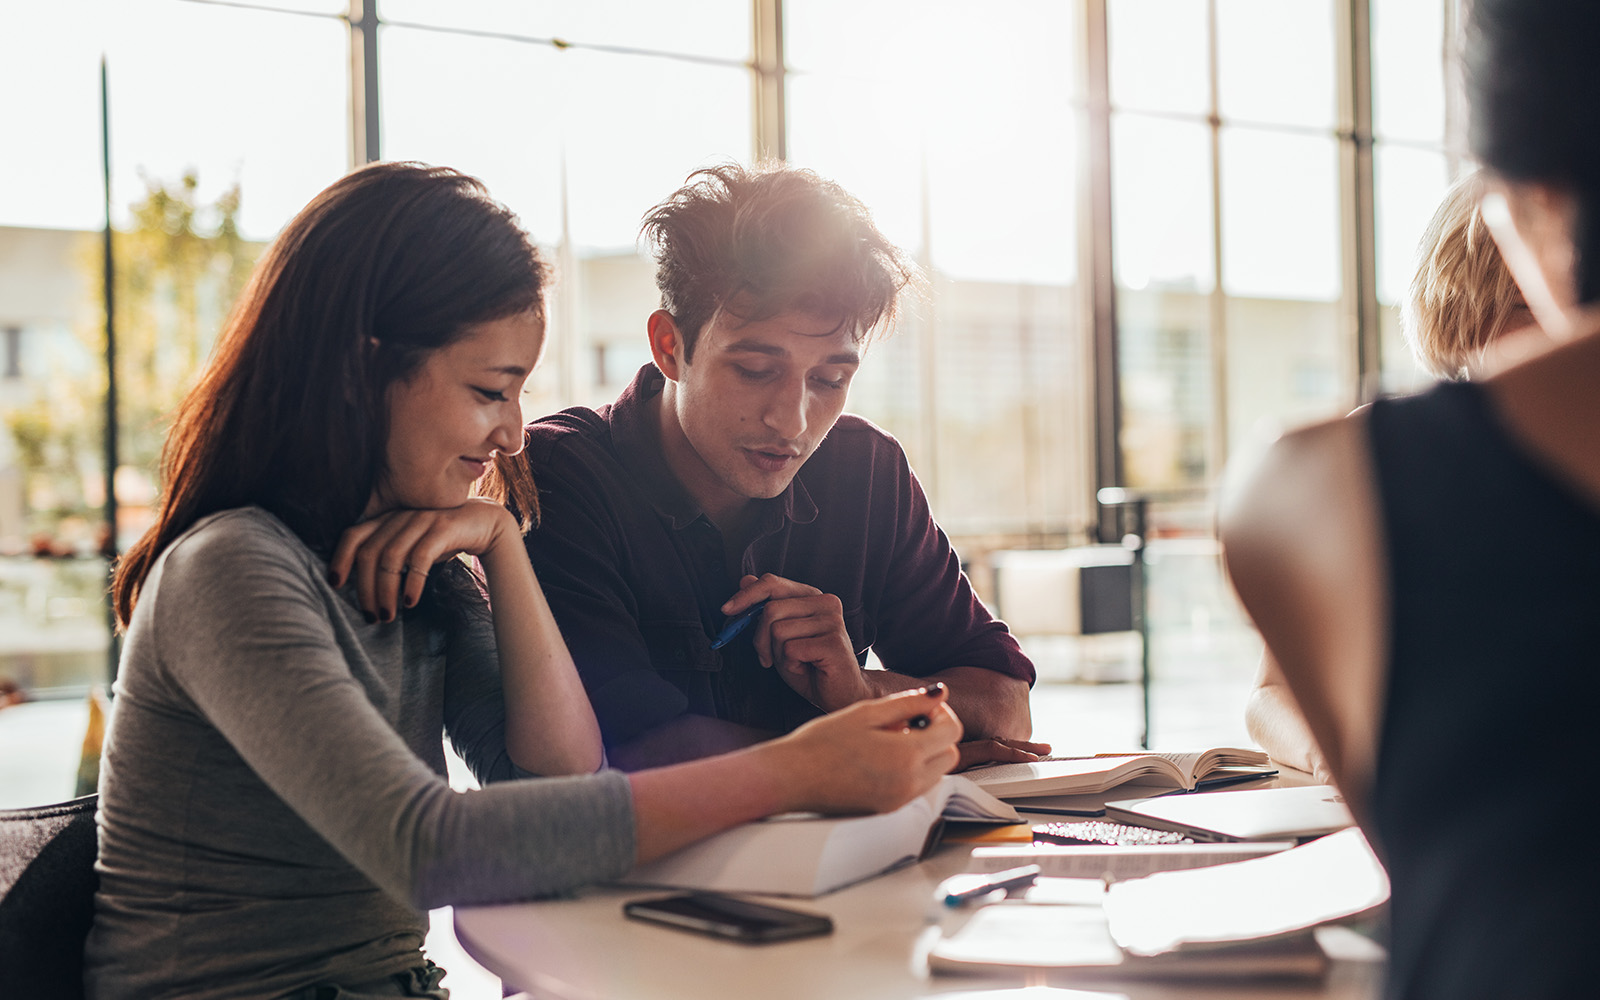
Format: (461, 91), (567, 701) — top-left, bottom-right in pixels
(520, 365), (1035, 747)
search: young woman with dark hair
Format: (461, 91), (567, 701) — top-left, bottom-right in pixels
(1221, 1), (1600, 996)
(87, 162), (960, 1000)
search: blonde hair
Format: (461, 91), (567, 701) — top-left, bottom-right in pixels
(1401, 172), (1526, 380)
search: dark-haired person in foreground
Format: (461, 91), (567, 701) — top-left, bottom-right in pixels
(511, 164), (1045, 770)
(1220, 1), (1600, 996)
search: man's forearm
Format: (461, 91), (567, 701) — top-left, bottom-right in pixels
(1244, 683), (1326, 777)
(861, 665), (1032, 740)
(606, 713), (778, 772)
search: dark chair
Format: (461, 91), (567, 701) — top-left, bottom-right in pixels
(0, 795), (99, 1000)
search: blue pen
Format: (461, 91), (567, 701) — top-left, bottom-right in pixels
(710, 599), (770, 650)
(940, 864), (1041, 907)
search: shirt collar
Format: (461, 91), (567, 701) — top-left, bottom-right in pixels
(608, 364), (819, 532)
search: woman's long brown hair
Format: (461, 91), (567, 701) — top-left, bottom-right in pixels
(113, 162), (546, 627)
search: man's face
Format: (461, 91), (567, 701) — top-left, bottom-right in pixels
(658, 307), (860, 522)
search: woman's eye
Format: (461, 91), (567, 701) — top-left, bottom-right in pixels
(474, 387), (510, 402)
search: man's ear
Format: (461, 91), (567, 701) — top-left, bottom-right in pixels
(647, 309), (686, 381)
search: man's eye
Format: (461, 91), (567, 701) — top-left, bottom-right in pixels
(814, 374), (850, 391)
(735, 367), (775, 382)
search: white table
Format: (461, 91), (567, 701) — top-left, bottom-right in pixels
(456, 833), (1384, 1000)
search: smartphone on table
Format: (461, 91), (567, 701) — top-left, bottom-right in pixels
(622, 892), (834, 944)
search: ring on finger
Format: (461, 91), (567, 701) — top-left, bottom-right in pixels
(405, 565), (429, 578)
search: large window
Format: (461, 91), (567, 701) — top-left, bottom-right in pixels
(0, 0), (1466, 702)
(378, 1), (753, 417)
(1, 0), (346, 695)
(786, 0), (1088, 539)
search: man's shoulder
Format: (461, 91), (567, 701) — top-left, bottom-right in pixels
(524, 405), (615, 464)
(798, 414), (920, 522)
(813, 412), (908, 467)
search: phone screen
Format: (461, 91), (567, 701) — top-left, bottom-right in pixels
(622, 892), (834, 943)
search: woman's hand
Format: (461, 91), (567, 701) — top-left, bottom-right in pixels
(627, 685), (962, 864)
(329, 499), (517, 622)
(768, 684), (962, 816)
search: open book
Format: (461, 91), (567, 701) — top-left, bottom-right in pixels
(965, 748), (1271, 799)
(618, 775), (1019, 897)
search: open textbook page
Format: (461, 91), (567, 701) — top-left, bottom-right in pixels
(965, 748), (1271, 799)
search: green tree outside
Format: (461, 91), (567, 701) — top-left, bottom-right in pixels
(2, 171), (259, 550)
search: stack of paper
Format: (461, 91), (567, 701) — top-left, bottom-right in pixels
(926, 827), (1389, 980)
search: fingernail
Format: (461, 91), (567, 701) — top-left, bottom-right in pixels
(925, 682), (946, 697)
(328, 571), (340, 587)
(363, 611), (376, 624)
(908, 714), (930, 729)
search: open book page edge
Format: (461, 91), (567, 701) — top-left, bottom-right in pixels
(941, 775), (1022, 822)
(617, 777), (973, 897)
(968, 841), (1294, 880)
(964, 756), (1189, 796)
(924, 904), (1327, 980)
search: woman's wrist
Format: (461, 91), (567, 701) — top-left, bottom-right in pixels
(474, 506), (522, 563)
(738, 732), (816, 817)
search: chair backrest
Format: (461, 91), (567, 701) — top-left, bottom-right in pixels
(0, 795), (99, 1000)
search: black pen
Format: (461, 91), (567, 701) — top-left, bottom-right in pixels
(710, 599), (770, 650)
(940, 864), (1042, 907)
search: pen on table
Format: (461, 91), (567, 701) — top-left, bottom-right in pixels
(940, 864), (1042, 907)
(710, 599), (769, 650)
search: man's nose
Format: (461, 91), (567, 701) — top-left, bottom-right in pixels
(762, 377), (808, 440)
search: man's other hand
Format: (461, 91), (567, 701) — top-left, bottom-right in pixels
(723, 573), (869, 712)
(952, 736), (1053, 772)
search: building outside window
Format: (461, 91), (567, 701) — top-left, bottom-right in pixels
(0, 0), (1464, 733)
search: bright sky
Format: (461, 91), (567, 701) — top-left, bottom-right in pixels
(0, 0), (1452, 300)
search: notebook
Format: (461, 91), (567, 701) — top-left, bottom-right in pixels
(1103, 784), (1354, 843)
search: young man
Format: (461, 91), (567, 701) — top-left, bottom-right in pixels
(515, 164), (1043, 769)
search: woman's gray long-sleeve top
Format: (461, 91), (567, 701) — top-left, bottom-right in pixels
(83, 507), (636, 1000)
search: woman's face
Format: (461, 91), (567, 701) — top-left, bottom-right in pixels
(370, 311), (544, 516)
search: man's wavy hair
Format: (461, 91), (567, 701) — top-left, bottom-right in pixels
(639, 163), (919, 357)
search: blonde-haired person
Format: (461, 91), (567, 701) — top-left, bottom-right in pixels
(1404, 171), (1535, 380)
(1243, 172), (1537, 779)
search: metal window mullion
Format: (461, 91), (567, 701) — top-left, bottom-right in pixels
(753, 0), (786, 162)
(1206, 0), (1228, 483)
(1336, 0), (1380, 404)
(101, 56), (120, 683)
(348, 0), (380, 166)
(1083, 0), (1121, 543)
(1442, 0), (1467, 176)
